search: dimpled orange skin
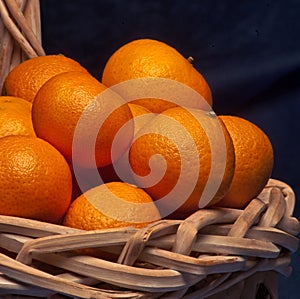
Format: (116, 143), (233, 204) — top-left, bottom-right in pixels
(216, 115), (274, 209)
(32, 71), (134, 168)
(63, 181), (161, 230)
(128, 103), (155, 134)
(0, 136), (72, 223)
(98, 103), (155, 183)
(4, 55), (88, 103)
(102, 39), (212, 113)
(129, 107), (235, 219)
(0, 96), (36, 137)
(70, 101), (154, 198)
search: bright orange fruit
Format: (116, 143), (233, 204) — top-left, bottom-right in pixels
(216, 115), (274, 208)
(0, 96), (36, 137)
(102, 39), (212, 113)
(98, 103), (156, 184)
(128, 103), (155, 134)
(0, 136), (72, 223)
(63, 182), (161, 230)
(129, 107), (235, 219)
(4, 54), (88, 103)
(71, 104), (155, 200)
(32, 71), (134, 168)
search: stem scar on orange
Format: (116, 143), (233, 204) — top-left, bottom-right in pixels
(129, 106), (235, 219)
(102, 38), (212, 113)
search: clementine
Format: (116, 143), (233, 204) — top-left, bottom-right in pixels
(63, 181), (161, 230)
(99, 103), (156, 184)
(215, 115), (274, 209)
(0, 136), (72, 223)
(128, 103), (156, 134)
(102, 38), (212, 113)
(129, 107), (235, 219)
(73, 104), (155, 195)
(32, 71), (134, 168)
(0, 96), (36, 137)
(3, 54), (88, 103)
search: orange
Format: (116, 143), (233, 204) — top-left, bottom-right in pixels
(0, 96), (36, 137)
(98, 103), (156, 184)
(128, 103), (156, 134)
(32, 71), (134, 168)
(63, 181), (161, 230)
(71, 104), (155, 197)
(102, 38), (212, 113)
(3, 54), (88, 103)
(129, 107), (235, 219)
(215, 115), (274, 209)
(0, 135), (72, 223)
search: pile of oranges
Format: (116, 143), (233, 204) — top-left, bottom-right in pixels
(0, 38), (274, 231)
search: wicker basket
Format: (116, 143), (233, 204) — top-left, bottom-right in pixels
(0, 1), (299, 298)
(0, 179), (298, 298)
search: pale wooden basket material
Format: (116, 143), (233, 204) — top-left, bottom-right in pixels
(0, 1), (300, 298)
(0, 0), (45, 93)
(0, 179), (298, 298)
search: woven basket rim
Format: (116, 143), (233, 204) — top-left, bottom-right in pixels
(0, 178), (298, 298)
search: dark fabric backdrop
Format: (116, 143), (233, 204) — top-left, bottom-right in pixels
(39, 0), (300, 297)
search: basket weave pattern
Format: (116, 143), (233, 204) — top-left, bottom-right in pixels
(0, 179), (298, 298)
(0, 0), (44, 94)
(0, 1), (299, 298)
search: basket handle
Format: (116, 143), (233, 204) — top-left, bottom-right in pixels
(0, 0), (44, 57)
(0, 0), (45, 93)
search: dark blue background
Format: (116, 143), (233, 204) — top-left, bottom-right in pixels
(40, 1), (300, 297)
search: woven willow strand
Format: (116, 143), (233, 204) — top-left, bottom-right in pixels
(0, 179), (298, 298)
(0, 0), (45, 93)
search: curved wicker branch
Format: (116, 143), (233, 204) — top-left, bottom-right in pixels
(0, 0), (44, 94)
(0, 180), (298, 298)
